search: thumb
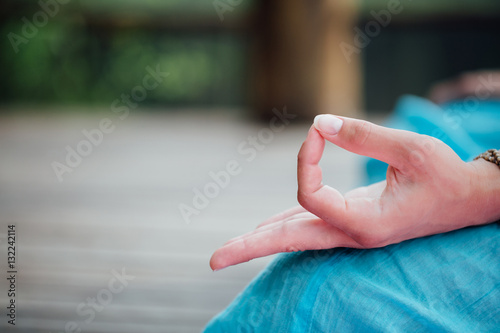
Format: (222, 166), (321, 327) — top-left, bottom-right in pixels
(313, 114), (419, 172)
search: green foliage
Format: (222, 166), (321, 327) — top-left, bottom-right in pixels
(1, 1), (250, 108)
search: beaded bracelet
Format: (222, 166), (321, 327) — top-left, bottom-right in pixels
(474, 149), (500, 168)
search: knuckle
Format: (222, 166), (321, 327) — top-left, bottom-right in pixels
(407, 135), (439, 168)
(346, 120), (372, 148)
(297, 190), (311, 209)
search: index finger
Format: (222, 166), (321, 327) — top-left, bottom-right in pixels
(297, 126), (347, 224)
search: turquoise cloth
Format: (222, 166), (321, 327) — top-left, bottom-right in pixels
(204, 96), (500, 332)
(205, 224), (500, 332)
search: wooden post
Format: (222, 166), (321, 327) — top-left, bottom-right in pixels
(251, 0), (361, 121)
(317, 0), (362, 118)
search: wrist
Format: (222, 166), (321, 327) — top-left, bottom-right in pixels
(467, 159), (500, 225)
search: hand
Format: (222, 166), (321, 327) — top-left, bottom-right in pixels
(210, 115), (500, 271)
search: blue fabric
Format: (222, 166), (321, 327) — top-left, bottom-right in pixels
(205, 224), (500, 332)
(366, 95), (500, 184)
(204, 96), (500, 332)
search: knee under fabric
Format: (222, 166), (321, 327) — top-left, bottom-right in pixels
(204, 223), (500, 332)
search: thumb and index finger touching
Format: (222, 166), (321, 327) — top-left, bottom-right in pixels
(210, 115), (419, 270)
(298, 114), (417, 234)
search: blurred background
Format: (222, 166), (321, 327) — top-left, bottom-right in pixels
(0, 0), (499, 332)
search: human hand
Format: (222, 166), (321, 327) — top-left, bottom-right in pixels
(210, 115), (500, 271)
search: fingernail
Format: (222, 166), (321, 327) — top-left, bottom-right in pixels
(213, 267), (227, 272)
(313, 114), (343, 135)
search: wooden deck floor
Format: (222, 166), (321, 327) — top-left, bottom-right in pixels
(0, 110), (363, 333)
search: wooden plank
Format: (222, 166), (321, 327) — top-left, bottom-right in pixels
(0, 111), (362, 332)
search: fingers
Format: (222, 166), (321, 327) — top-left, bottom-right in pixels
(297, 126), (325, 194)
(313, 114), (416, 173)
(297, 121), (386, 241)
(255, 206), (306, 229)
(297, 126), (348, 226)
(209, 217), (360, 271)
(226, 210), (316, 246)
(222, 207), (308, 248)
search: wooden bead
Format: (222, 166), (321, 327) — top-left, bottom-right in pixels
(474, 149), (500, 168)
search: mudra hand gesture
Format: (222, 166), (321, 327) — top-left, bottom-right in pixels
(210, 115), (500, 271)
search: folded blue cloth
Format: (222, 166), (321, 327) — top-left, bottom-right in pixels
(205, 223), (500, 332)
(204, 96), (500, 332)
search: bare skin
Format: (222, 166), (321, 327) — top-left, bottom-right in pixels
(210, 115), (500, 271)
